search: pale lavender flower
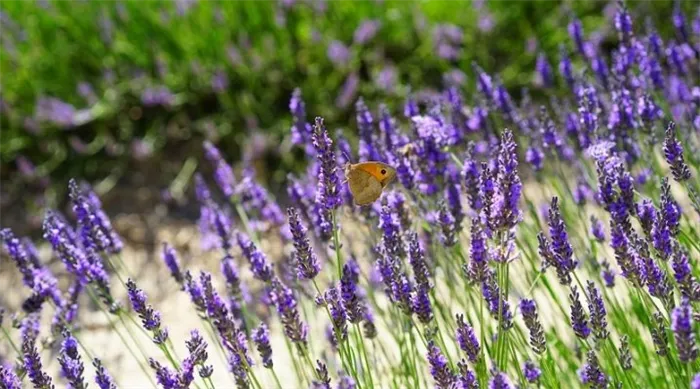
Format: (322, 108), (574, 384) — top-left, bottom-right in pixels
(353, 19), (380, 44)
(93, 358), (116, 389)
(672, 298), (698, 363)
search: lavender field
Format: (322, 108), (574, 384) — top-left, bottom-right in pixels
(2, 1), (700, 388)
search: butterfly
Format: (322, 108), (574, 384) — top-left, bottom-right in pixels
(344, 161), (396, 206)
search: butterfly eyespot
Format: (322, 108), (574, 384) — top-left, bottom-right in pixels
(381, 169), (386, 175)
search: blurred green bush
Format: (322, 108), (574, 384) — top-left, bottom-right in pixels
(0, 0), (680, 208)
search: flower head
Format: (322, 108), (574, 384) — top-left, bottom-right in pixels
(58, 332), (86, 389)
(520, 298), (546, 354)
(287, 207), (320, 280)
(663, 121), (692, 182)
(523, 361), (541, 383)
(427, 341), (455, 389)
(672, 298), (698, 363)
(252, 323), (273, 368)
(456, 313), (480, 362)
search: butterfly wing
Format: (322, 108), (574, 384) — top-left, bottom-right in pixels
(353, 162), (396, 187)
(346, 167), (383, 206)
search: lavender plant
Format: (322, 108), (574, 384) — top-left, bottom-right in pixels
(1, 2), (700, 389)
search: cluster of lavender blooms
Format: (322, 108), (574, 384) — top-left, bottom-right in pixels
(2, 1), (700, 389)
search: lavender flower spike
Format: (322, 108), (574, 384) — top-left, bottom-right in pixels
(126, 279), (169, 344)
(161, 242), (184, 285)
(672, 298), (698, 363)
(491, 128), (522, 232)
(455, 313), (481, 362)
(0, 364), (22, 389)
(58, 332), (87, 389)
(427, 341), (455, 389)
(663, 121), (692, 182)
(21, 315), (54, 389)
(489, 370), (514, 389)
(586, 281), (609, 341)
(312, 116), (341, 241)
(287, 207), (320, 280)
(569, 285), (590, 339)
(203, 140), (236, 197)
(544, 197), (577, 285)
(341, 260), (364, 323)
(93, 358), (117, 389)
(580, 351), (607, 389)
(252, 323), (273, 368)
(523, 361), (541, 383)
(520, 298), (546, 354)
(236, 231), (274, 282)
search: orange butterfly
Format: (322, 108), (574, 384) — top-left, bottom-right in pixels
(344, 161), (397, 206)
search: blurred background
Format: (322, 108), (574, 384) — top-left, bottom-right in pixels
(0, 0), (686, 235)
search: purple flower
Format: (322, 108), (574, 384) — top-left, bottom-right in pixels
(455, 361), (478, 389)
(523, 361), (541, 383)
(353, 19), (380, 44)
(149, 358), (178, 389)
(252, 323), (273, 368)
(407, 231), (432, 290)
(336, 72), (359, 109)
(126, 279), (168, 344)
(455, 313), (480, 362)
(569, 285), (590, 339)
(559, 46), (574, 88)
(465, 221), (489, 283)
(184, 330), (211, 379)
(68, 179), (122, 254)
(535, 52), (553, 87)
(600, 261), (616, 288)
(672, 249), (700, 301)
(462, 155), (483, 211)
(312, 117), (341, 240)
(663, 121), (692, 182)
(58, 332), (86, 389)
(211, 69), (229, 93)
(35, 96), (75, 128)
(490, 129), (522, 232)
(580, 351), (607, 388)
(519, 298), (546, 354)
(489, 370), (514, 389)
(526, 146), (544, 171)
(21, 315), (54, 389)
(141, 86), (174, 107)
(692, 373), (700, 389)
(337, 375), (356, 389)
(590, 216), (606, 242)
(341, 260), (364, 323)
(568, 18), (586, 56)
(413, 286), (433, 324)
(542, 197), (577, 285)
(203, 141), (236, 197)
(232, 170), (279, 228)
(327, 40), (350, 66)
(287, 207), (320, 280)
(289, 88), (312, 147)
(427, 341), (455, 389)
(219, 257), (245, 316)
(161, 242), (183, 285)
(236, 231), (274, 282)
(482, 271), (513, 330)
(271, 277), (308, 345)
(0, 364), (22, 389)
(672, 298), (698, 362)
(312, 360), (331, 389)
(1, 228), (36, 289)
(92, 358), (116, 389)
(586, 281), (609, 341)
(438, 202), (458, 247)
(614, 0), (633, 41)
